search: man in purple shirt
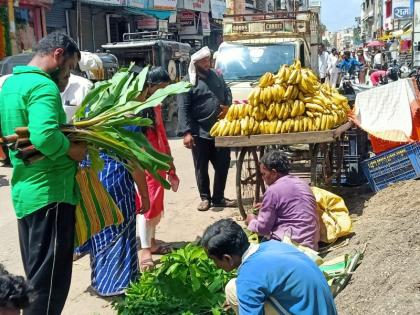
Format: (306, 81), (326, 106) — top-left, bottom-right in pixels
(245, 150), (320, 250)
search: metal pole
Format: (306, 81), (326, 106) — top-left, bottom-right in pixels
(7, 0), (17, 54)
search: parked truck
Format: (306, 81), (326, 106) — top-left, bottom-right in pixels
(215, 11), (321, 101)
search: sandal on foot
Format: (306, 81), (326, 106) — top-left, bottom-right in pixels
(151, 245), (172, 255)
(140, 258), (155, 272)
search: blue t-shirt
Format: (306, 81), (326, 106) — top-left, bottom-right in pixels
(236, 241), (337, 315)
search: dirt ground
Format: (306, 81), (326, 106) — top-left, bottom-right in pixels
(1, 139), (420, 314)
(327, 180), (420, 315)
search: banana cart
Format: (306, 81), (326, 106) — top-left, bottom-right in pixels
(215, 122), (353, 219)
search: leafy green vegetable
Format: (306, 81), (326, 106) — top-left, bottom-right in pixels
(113, 244), (236, 315)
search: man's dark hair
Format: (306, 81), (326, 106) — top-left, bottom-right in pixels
(344, 51), (351, 58)
(34, 32), (80, 59)
(201, 219), (249, 259)
(146, 66), (171, 85)
(0, 264), (32, 309)
(260, 150), (290, 175)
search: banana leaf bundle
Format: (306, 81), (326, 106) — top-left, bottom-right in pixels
(2, 65), (191, 188)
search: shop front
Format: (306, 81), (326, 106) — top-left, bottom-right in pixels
(0, 0), (53, 57)
(177, 0), (210, 51)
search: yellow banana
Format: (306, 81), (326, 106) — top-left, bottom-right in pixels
(221, 120), (230, 136)
(254, 87), (261, 102)
(270, 120), (277, 134)
(284, 85), (294, 100)
(210, 121), (220, 137)
(291, 100), (300, 118)
(314, 116), (321, 131)
(299, 117), (305, 132)
(278, 65), (287, 82)
(263, 121), (270, 134)
(288, 69), (299, 85)
(307, 117), (313, 131)
(306, 110), (314, 118)
(320, 115), (327, 131)
(249, 117), (255, 133)
(305, 103), (324, 112)
(234, 119), (241, 135)
(275, 120), (283, 133)
(228, 120), (236, 136)
(252, 121), (260, 134)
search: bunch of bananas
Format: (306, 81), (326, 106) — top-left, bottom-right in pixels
(210, 60), (350, 137)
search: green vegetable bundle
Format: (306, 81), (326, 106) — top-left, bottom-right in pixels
(67, 64), (191, 187)
(113, 244), (236, 315)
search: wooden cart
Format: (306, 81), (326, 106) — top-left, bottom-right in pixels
(215, 122), (353, 219)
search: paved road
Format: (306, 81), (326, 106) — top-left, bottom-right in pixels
(0, 139), (239, 314)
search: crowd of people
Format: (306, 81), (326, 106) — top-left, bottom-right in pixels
(318, 43), (395, 87)
(0, 32), (338, 314)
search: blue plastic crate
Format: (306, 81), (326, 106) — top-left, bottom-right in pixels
(361, 142), (420, 192)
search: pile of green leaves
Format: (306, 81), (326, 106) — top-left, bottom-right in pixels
(113, 244), (236, 315)
(65, 65), (191, 186)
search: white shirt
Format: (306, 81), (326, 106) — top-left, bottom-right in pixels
(318, 51), (329, 78)
(0, 74), (11, 91)
(61, 74), (93, 123)
(374, 53), (383, 65)
(327, 54), (340, 74)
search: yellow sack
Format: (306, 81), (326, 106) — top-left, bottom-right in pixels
(312, 187), (352, 244)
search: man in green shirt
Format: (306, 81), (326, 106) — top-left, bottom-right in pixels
(0, 33), (86, 315)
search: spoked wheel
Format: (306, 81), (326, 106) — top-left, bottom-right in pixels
(236, 147), (262, 219)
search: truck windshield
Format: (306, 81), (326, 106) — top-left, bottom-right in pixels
(215, 43), (295, 81)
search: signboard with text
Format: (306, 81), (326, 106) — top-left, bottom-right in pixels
(209, 0), (226, 19)
(179, 10), (195, 26)
(201, 11), (210, 35)
(154, 0), (177, 10)
(138, 16), (157, 29)
(182, 0), (209, 12)
(84, 0), (122, 5)
(393, 0), (413, 19)
(127, 0), (147, 8)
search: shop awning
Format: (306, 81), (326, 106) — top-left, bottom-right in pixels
(124, 7), (174, 19)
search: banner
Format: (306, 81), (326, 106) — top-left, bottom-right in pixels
(182, 0), (210, 12)
(393, 0), (413, 19)
(154, 0), (177, 10)
(179, 10), (195, 26)
(138, 16), (157, 29)
(127, 0), (147, 8)
(201, 12), (210, 35)
(83, 0), (122, 5)
(210, 0), (226, 19)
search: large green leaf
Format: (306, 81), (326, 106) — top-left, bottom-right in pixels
(117, 66), (149, 106)
(74, 81), (112, 120)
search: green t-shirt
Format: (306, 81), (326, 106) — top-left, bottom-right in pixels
(0, 66), (78, 218)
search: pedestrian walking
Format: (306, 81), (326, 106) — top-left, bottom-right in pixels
(327, 48), (340, 87)
(318, 44), (329, 83)
(178, 46), (235, 211)
(373, 49), (383, 70)
(0, 32), (87, 315)
(135, 67), (180, 271)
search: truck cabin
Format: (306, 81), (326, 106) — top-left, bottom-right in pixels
(216, 12), (317, 83)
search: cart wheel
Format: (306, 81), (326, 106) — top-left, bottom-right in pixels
(236, 148), (261, 220)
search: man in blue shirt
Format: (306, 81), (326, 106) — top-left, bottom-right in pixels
(337, 51), (363, 75)
(201, 219), (337, 315)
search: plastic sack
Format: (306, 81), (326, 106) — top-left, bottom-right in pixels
(312, 187), (352, 244)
